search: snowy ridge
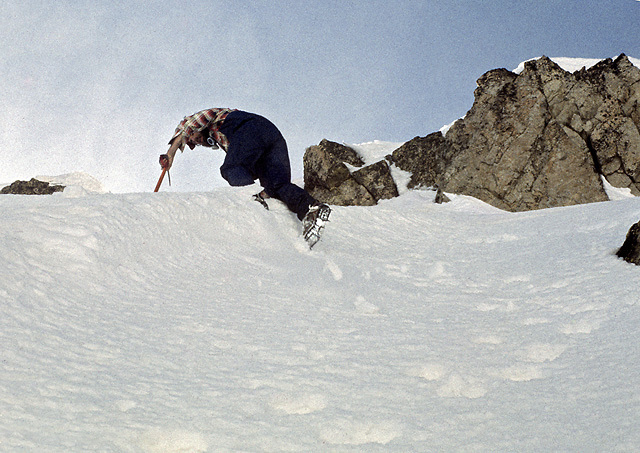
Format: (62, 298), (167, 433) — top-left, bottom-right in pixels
(2, 184), (640, 451)
(513, 54), (640, 73)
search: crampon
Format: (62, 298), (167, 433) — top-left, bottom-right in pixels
(303, 203), (331, 249)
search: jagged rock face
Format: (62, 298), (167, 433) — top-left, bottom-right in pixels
(304, 55), (640, 211)
(303, 139), (398, 206)
(392, 54), (640, 211)
(0, 178), (65, 195)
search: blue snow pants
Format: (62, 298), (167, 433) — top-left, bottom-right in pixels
(218, 111), (316, 220)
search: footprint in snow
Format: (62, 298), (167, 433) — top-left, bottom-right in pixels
(407, 363), (447, 381)
(115, 399), (137, 412)
(354, 295), (380, 314)
(522, 343), (567, 363)
(137, 428), (208, 453)
(318, 419), (402, 446)
(472, 335), (504, 345)
(324, 258), (343, 281)
(522, 317), (552, 326)
(561, 319), (602, 334)
(408, 365), (487, 399)
(269, 392), (328, 415)
(495, 364), (545, 382)
(436, 373), (487, 399)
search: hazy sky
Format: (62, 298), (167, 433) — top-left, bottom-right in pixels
(1, 0), (639, 192)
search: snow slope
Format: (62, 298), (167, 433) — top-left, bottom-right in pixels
(2, 169), (640, 451)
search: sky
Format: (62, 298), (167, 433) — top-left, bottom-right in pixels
(1, 0), (639, 192)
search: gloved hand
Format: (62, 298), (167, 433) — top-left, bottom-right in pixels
(159, 154), (170, 169)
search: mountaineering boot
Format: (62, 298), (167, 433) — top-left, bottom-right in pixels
(303, 203), (331, 249)
(253, 191), (270, 210)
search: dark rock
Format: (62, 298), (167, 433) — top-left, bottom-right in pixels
(303, 139), (398, 206)
(388, 132), (451, 189)
(0, 178), (65, 195)
(303, 140), (359, 191)
(434, 186), (450, 204)
(351, 160), (399, 202)
(617, 221), (640, 265)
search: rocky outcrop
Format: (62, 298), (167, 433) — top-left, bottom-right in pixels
(305, 54), (640, 211)
(303, 139), (398, 206)
(0, 178), (65, 195)
(617, 221), (640, 265)
(391, 54), (640, 211)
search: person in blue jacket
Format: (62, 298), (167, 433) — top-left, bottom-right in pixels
(163, 108), (330, 245)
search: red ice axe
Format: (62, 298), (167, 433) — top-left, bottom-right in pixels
(154, 154), (171, 192)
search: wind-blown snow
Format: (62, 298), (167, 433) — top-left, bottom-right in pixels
(2, 168), (640, 451)
(513, 55), (640, 74)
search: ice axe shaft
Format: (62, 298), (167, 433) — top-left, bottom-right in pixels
(154, 168), (167, 192)
(154, 153), (172, 192)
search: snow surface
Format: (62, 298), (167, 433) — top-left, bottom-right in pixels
(2, 157), (640, 451)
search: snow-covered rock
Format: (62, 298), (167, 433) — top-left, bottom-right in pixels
(35, 172), (107, 196)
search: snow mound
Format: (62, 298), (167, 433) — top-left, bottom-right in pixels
(35, 172), (107, 195)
